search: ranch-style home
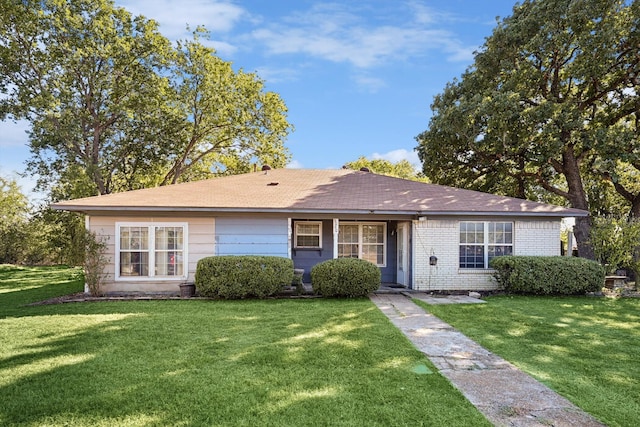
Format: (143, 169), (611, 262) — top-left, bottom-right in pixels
(52, 168), (587, 294)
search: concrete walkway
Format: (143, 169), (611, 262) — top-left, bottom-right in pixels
(370, 293), (605, 427)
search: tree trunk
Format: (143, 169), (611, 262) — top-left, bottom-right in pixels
(629, 196), (640, 219)
(562, 146), (595, 259)
(573, 216), (595, 259)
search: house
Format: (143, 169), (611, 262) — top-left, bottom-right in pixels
(52, 168), (587, 293)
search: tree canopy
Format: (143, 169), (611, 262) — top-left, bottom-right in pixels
(416, 0), (640, 258)
(344, 157), (427, 181)
(0, 0), (292, 199)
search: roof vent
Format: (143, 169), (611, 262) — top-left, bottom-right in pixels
(261, 165), (272, 171)
(359, 167), (370, 172)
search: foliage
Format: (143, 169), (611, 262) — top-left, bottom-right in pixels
(415, 0), (640, 259)
(195, 255), (294, 299)
(344, 157), (427, 181)
(0, 176), (30, 263)
(0, 174), (105, 267)
(160, 29), (292, 184)
(0, 0), (173, 197)
(0, 1), (292, 198)
(0, 265), (490, 426)
(490, 256), (605, 295)
(82, 230), (109, 296)
(311, 258), (381, 297)
(591, 216), (640, 276)
(417, 296), (640, 427)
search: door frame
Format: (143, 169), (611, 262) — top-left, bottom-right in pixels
(396, 222), (409, 287)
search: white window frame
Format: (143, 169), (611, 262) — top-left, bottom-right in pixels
(459, 221), (513, 269)
(294, 221), (323, 249)
(115, 222), (188, 281)
(338, 222), (387, 267)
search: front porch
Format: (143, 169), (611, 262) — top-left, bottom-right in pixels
(290, 218), (412, 286)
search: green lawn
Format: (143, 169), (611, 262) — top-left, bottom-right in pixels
(0, 265), (489, 427)
(416, 295), (640, 427)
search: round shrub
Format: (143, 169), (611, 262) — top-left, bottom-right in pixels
(311, 258), (381, 297)
(490, 256), (605, 295)
(195, 255), (294, 299)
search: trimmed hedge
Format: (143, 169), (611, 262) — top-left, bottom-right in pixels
(490, 256), (606, 295)
(311, 258), (381, 297)
(195, 255), (294, 299)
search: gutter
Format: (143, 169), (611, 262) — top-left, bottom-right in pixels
(50, 204), (589, 218)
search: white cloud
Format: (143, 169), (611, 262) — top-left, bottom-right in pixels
(352, 74), (386, 93)
(200, 38), (238, 57)
(371, 148), (421, 168)
(286, 159), (304, 169)
(118, 0), (247, 40)
(250, 3), (471, 69)
(253, 66), (300, 84)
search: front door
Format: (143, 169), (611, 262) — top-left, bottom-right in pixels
(396, 223), (409, 287)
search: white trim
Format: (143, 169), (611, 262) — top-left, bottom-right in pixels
(84, 216), (90, 293)
(287, 218), (292, 258)
(338, 221), (387, 267)
(293, 221), (323, 249)
(459, 221), (513, 269)
(333, 219), (339, 259)
(115, 222), (188, 281)
(396, 223), (409, 286)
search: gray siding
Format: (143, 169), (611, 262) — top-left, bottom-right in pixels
(215, 217), (288, 257)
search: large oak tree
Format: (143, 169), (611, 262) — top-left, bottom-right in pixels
(0, 0), (292, 198)
(416, 0), (640, 259)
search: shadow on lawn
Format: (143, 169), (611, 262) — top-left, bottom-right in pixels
(0, 265), (84, 319)
(1, 265), (488, 426)
(0, 298), (485, 426)
(425, 296), (640, 426)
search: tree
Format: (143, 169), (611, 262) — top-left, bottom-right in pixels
(159, 29), (292, 185)
(344, 157), (427, 181)
(416, 0), (640, 259)
(0, 0), (173, 197)
(0, 176), (30, 263)
(0, 1), (292, 198)
(591, 216), (640, 277)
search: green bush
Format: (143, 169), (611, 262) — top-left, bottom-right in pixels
(490, 256), (605, 295)
(195, 256), (294, 299)
(311, 258), (381, 297)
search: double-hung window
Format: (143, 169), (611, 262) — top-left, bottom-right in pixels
(459, 221), (512, 269)
(294, 222), (322, 248)
(117, 223), (187, 279)
(338, 222), (386, 266)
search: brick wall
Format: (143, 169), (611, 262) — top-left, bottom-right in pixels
(412, 218), (561, 291)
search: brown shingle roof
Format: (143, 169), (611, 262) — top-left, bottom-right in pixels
(51, 169), (588, 217)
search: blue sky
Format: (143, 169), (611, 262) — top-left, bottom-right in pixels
(0, 0), (518, 199)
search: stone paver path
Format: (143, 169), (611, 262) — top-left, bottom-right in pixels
(370, 293), (606, 427)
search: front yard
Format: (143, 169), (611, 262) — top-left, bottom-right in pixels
(417, 295), (640, 427)
(0, 265), (489, 426)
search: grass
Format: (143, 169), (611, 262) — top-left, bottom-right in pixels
(0, 265), (490, 427)
(415, 295), (640, 427)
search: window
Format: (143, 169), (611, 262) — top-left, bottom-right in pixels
(459, 221), (512, 269)
(294, 222), (322, 248)
(338, 222), (386, 266)
(117, 223), (187, 279)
